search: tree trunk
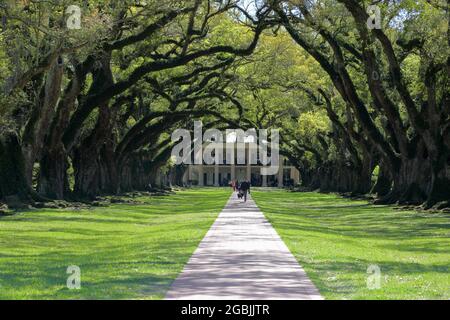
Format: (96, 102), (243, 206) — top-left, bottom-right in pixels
(0, 131), (39, 204)
(119, 164), (133, 193)
(174, 165), (187, 186)
(371, 161), (392, 197)
(37, 56), (95, 200)
(381, 142), (430, 205)
(426, 152), (450, 207)
(99, 145), (120, 195)
(73, 106), (112, 199)
(73, 148), (100, 199)
(354, 147), (375, 194)
(37, 143), (69, 199)
(22, 60), (64, 184)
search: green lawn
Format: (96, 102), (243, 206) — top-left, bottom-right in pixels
(1, 187), (448, 300)
(252, 189), (450, 300)
(0, 188), (230, 299)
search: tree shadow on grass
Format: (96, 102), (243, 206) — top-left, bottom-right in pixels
(51, 274), (174, 300)
(265, 200), (450, 240)
(253, 191), (450, 298)
(271, 220), (449, 240)
(301, 258), (449, 298)
(0, 247), (194, 299)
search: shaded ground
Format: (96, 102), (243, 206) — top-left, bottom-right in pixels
(251, 189), (450, 300)
(0, 188), (229, 299)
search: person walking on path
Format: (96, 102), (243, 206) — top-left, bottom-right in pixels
(240, 180), (250, 202)
(231, 180), (237, 192)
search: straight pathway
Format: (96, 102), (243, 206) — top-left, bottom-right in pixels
(165, 192), (323, 300)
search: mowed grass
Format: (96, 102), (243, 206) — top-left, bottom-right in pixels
(0, 188), (230, 299)
(251, 189), (450, 300)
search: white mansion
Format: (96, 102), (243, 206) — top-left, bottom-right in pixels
(180, 140), (300, 187)
(181, 155), (300, 187)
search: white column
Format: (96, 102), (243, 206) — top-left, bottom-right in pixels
(278, 155), (284, 188)
(188, 164), (193, 185)
(198, 165), (204, 186)
(231, 164), (236, 181)
(195, 143), (204, 186)
(291, 167), (300, 185)
(246, 145), (251, 181)
(214, 165), (220, 187)
(262, 174), (267, 187)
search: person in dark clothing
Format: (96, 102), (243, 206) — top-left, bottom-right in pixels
(239, 180), (250, 202)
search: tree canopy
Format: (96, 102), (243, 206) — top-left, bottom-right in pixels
(0, 0), (448, 209)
